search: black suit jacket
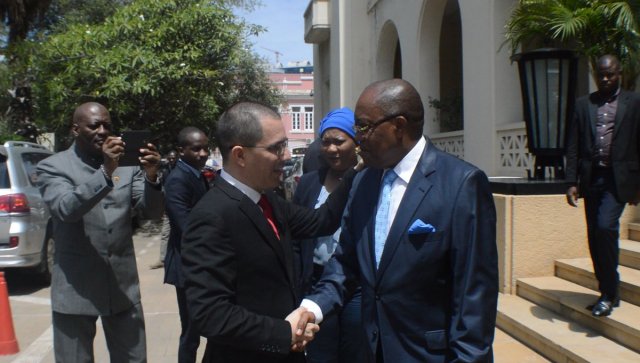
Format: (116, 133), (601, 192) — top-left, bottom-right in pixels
(306, 141), (498, 362)
(181, 170), (354, 363)
(163, 161), (208, 287)
(566, 90), (640, 202)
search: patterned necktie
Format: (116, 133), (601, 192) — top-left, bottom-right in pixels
(375, 169), (398, 268)
(258, 195), (280, 240)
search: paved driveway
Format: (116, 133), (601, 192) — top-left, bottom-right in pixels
(0, 226), (204, 363)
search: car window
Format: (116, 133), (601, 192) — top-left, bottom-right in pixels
(21, 152), (50, 186)
(0, 155), (9, 188)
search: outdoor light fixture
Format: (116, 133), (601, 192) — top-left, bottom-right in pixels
(512, 48), (578, 180)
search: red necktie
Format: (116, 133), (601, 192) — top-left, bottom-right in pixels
(258, 195), (280, 240)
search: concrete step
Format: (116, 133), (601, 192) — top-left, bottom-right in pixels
(493, 327), (550, 363)
(621, 239), (640, 270)
(517, 276), (640, 352)
(497, 294), (640, 363)
(629, 222), (640, 242)
(555, 258), (640, 306)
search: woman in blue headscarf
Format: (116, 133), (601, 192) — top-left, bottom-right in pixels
(292, 107), (364, 363)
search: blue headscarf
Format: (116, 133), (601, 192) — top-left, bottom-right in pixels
(319, 107), (356, 140)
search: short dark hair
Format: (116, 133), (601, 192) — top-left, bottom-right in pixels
(216, 102), (280, 161)
(177, 126), (205, 147)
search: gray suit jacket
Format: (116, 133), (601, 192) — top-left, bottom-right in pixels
(37, 143), (164, 315)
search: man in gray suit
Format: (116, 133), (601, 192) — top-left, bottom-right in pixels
(37, 102), (164, 362)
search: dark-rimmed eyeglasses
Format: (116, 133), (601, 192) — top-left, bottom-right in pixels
(353, 114), (401, 135)
(241, 139), (289, 157)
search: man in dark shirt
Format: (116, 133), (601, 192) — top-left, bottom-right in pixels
(566, 54), (640, 317)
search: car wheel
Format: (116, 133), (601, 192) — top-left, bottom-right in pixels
(36, 235), (54, 285)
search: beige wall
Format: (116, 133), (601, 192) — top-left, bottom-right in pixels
(495, 194), (639, 294)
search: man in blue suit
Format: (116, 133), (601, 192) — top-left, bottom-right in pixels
(163, 126), (210, 363)
(299, 79), (499, 362)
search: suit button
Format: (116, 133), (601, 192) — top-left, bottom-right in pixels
(375, 295), (380, 300)
(372, 330), (378, 337)
(108, 228), (112, 234)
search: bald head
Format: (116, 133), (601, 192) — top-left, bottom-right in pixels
(73, 102), (109, 126)
(597, 55), (621, 71)
(354, 79), (425, 169)
(596, 54), (622, 96)
(71, 102), (112, 157)
(359, 79), (425, 139)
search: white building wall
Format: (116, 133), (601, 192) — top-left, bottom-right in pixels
(306, 0), (525, 176)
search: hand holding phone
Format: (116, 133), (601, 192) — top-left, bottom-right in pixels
(119, 130), (153, 167)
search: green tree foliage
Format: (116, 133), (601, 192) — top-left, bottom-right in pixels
(505, 0), (640, 88)
(42, 0), (133, 32)
(26, 0), (281, 148)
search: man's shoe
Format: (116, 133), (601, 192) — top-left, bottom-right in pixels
(586, 295), (620, 311)
(591, 297), (619, 317)
(149, 261), (164, 270)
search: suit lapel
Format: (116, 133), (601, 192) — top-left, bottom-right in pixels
(376, 144), (436, 281)
(216, 179), (289, 278)
(359, 169), (384, 282)
(612, 91), (628, 141)
(268, 194), (295, 287)
(588, 99), (597, 139)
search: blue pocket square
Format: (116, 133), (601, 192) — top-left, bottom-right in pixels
(408, 219), (436, 234)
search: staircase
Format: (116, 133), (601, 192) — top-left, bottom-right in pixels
(497, 222), (640, 362)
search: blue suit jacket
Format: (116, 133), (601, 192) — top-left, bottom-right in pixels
(307, 140), (498, 362)
(164, 160), (209, 287)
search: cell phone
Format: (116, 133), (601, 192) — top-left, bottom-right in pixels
(119, 130), (153, 167)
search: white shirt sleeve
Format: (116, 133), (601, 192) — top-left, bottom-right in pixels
(300, 299), (324, 324)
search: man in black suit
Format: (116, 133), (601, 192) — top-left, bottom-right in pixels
(163, 127), (210, 362)
(181, 102), (357, 363)
(566, 54), (640, 317)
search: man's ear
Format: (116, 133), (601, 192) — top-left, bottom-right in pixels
(177, 146), (184, 157)
(393, 116), (408, 138)
(230, 145), (247, 168)
(71, 124), (79, 138)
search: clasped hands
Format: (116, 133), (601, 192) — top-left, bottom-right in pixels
(285, 307), (318, 352)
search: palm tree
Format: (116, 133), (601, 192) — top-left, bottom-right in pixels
(505, 0), (640, 89)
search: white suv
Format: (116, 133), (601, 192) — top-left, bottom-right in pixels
(0, 141), (54, 283)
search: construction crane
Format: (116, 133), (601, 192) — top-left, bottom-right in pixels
(261, 47), (284, 65)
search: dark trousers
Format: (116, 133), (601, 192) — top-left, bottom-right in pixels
(584, 168), (626, 299)
(52, 302), (146, 363)
(176, 286), (201, 363)
(306, 290), (366, 363)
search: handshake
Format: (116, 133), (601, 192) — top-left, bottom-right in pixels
(285, 307), (319, 352)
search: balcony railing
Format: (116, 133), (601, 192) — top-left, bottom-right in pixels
(430, 123), (535, 177)
(496, 122), (534, 177)
(430, 130), (464, 159)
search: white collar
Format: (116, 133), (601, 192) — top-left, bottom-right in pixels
(220, 169), (261, 203)
(387, 136), (427, 184)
